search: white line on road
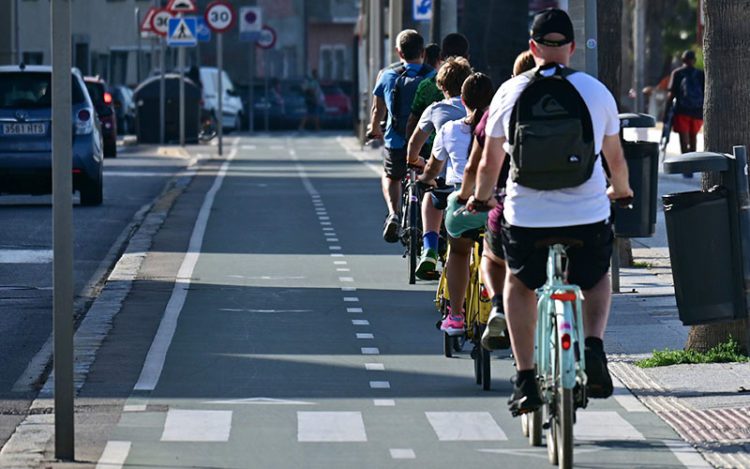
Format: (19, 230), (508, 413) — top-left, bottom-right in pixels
(241, 144), (256, 150)
(134, 146), (238, 391)
(336, 268), (350, 272)
(341, 287), (356, 291)
(320, 221), (332, 226)
(352, 320), (370, 326)
(374, 399), (395, 406)
(0, 249), (52, 264)
(661, 439), (713, 468)
(390, 449), (416, 459)
(612, 375), (649, 412)
(339, 277), (354, 282)
(207, 397), (316, 405)
(575, 411), (644, 441)
(334, 261), (347, 265)
(161, 410), (232, 442)
(343, 297), (359, 302)
(426, 412), (508, 441)
(323, 227), (334, 231)
(365, 363), (384, 371)
(327, 238), (340, 242)
(361, 347), (380, 355)
(329, 246), (342, 251)
(357, 333), (374, 339)
(297, 412), (367, 442)
(369, 381), (390, 389)
(347, 307), (363, 313)
(96, 441), (131, 469)
(331, 253), (345, 258)
(123, 404), (147, 412)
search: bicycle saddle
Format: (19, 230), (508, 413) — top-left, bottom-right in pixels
(534, 237), (584, 249)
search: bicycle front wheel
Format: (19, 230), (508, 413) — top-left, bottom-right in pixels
(406, 192), (419, 284)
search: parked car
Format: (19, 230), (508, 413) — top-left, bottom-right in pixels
(237, 80), (307, 130)
(111, 85), (135, 135)
(0, 64), (103, 205)
(320, 82), (353, 128)
(84, 76), (117, 157)
(199, 67), (244, 132)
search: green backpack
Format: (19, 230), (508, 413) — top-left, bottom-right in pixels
(508, 64), (596, 190)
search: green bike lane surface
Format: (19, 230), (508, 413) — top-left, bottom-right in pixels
(91, 135), (696, 468)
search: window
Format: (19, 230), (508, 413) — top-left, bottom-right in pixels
(319, 44), (349, 81)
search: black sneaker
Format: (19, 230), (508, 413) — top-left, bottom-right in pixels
(508, 373), (543, 417)
(585, 346), (614, 398)
(382, 213), (400, 243)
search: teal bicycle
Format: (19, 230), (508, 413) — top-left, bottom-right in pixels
(521, 239), (588, 469)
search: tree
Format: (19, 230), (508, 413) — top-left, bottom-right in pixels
(686, 0), (750, 353)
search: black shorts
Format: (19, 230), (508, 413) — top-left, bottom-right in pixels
(501, 219), (614, 290)
(484, 222), (506, 260)
(384, 147), (407, 180)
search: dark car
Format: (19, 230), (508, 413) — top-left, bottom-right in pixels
(0, 65), (104, 205)
(237, 81), (307, 130)
(84, 76), (117, 157)
(320, 82), (353, 129)
(111, 85), (135, 135)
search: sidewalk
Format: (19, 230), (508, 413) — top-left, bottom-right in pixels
(605, 131), (750, 468)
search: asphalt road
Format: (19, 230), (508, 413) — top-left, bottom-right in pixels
(0, 143), (195, 447)
(58, 134), (700, 469)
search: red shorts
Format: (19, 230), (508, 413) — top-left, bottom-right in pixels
(672, 114), (703, 135)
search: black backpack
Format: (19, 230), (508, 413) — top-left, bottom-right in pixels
(390, 64), (432, 139)
(678, 68), (704, 112)
(508, 64), (596, 190)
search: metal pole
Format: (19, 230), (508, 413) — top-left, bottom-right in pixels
(160, 39), (166, 144)
(584, 0), (598, 78)
(136, 7), (142, 84)
(14, 0), (21, 63)
(430, 0), (442, 44)
(217, 33), (224, 155)
(388, 0), (403, 64)
(179, 47), (185, 146)
(248, 42), (255, 135)
(633, 0), (646, 113)
(264, 50), (269, 132)
(51, 0), (74, 460)
(369, 0), (383, 85)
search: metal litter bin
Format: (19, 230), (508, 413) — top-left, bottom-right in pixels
(133, 74), (201, 144)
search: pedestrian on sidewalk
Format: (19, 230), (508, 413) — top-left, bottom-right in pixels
(666, 50), (705, 178)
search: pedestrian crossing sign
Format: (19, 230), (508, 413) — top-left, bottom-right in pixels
(167, 17), (198, 47)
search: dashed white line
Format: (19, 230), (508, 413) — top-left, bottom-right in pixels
(370, 381), (391, 389)
(339, 277), (354, 282)
(331, 253), (345, 258)
(322, 227), (334, 231)
(161, 410), (232, 442)
(343, 297), (359, 302)
(0, 249), (53, 264)
(320, 222), (332, 226)
(341, 287), (356, 291)
(357, 333), (374, 339)
(96, 441), (131, 469)
(361, 347), (380, 355)
(337, 268), (350, 272)
(329, 246), (342, 251)
(374, 399), (396, 406)
(347, 307), (363, 313)
(123, 404), (147, 412)
(327, 238), (340, 242)
(352, 320), (370, 326)
(365, 363), (385, 371)
(390, 449), (416, 460)
(334, 261), (347, 265)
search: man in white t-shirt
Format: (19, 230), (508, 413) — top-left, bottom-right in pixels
(468, 8), (633, 416)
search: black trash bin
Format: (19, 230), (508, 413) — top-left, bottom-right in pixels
(663, 189), (739, 324)
(614, 113), (659, 237)
(133, 74), (201, 144)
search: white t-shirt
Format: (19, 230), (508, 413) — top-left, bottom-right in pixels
(433, 119), (472, 185)
(486, 68), (620, 228)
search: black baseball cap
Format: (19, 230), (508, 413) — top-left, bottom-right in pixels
(531, 8), (575, 47)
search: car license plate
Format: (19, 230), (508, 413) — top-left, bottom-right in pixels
(1, 123), (47, 136)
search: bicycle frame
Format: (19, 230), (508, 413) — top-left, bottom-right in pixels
(535, 244), (586, 394)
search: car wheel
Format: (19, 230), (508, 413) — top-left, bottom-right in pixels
(104, 140), (117, 158)
(80, 175), (103, 206)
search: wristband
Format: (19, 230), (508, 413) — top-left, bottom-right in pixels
(457, 196), (469, 205)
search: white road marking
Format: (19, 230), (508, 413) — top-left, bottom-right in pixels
(426, 412), (508, 441)
(478, 448), (601, 459)
(103, 171), (174, 178)
(352, 320), (370, 326)
(329, 246), (342, 251)
(575, 411), (644, 441)
(318, 216), (330, 220)
(0, 249), (52, 264)
(334, 261), (347, 265)
(161, 410), (232, 442)
(244, 275), (306, 280)
(374, 399), (395, 406)
(207, 397), (315, 405)
(331, 253), (345, 257)
(269, 145), (285, 150)
(134, 147), (239, 391)
(323, 227), (334, 231)
(241, 144), (256, 150)
(343, 297), (359, 302)
(339, 277), (354, 282)
(369, 381), (390, 389)
(297, 412), (367, 442)
(327, 238), (340, 242)
(661, 439), (713, 468)
(390, 449), (416, 459)
(357, 333), (374, 339)
(341, 287), (356, 291)
(219, 309), (312, 314)
(361, 347), (380, 355)
(96, 441), (131, 469)
(612, 375), (649, 412)
(336, 268), (350, 272)
(320, 222), (332, 226)
(123, 405), (147, 412)
(347, 307), (363, 313)
(365, 363), (384, 371)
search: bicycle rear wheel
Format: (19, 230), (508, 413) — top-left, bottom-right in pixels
(408, 198), (419, 284)
(481, 347), (491, 390)
(556, 388), (574, 468)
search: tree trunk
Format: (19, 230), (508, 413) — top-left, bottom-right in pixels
(484, 0), (528, 86)
(644, 1), (667, 86)
(459, 0), (488, 75)
(686, 0), (750, 354)
(597, 0), (622, 102)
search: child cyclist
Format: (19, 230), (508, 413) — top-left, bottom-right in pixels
(417, 72), (495, 335)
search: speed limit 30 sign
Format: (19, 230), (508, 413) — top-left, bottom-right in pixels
(151, 8), (173, 37)
(205, 0), (236, 33)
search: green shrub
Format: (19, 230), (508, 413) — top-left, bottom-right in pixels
(636, 337), (748, 368)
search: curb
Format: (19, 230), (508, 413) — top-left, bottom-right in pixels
(610, 360), (750, 469)
(0, 152), (205, 469)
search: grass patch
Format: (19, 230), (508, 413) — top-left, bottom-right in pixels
(636, 337), (749, 368)
(631, 260), (653, 269)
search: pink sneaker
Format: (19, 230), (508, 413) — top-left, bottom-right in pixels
(441, 313), (465, 336)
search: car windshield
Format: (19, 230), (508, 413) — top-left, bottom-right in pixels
(0, 72), (85, 109)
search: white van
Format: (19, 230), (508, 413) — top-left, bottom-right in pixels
(199, 67), (244, 131)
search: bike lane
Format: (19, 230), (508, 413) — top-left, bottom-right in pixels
(94, 134), (705, 469)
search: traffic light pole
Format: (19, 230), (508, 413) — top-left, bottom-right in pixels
(51, 0), (75, 460)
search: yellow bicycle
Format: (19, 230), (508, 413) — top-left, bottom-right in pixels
(435, 231), (493, 390)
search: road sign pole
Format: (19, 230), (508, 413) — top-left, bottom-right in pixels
(584, 0), (598, 78)
(264, 50), (269, 132)
(160, 39), (166, 144)
(217, 33), (223, 156)
(249, 47), (255, 133)
(179, 46), (185, 146)
(136, 7), (142, 83)
(51, 0), (74, 460)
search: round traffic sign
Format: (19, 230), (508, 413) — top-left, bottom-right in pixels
(205, 0), (236, 33)
(150, 9), (173, 37)
(256, 25), (277, 49)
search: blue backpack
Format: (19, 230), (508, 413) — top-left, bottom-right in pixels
(389, 64), (432, 138)
(678, 68), (704, 112)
